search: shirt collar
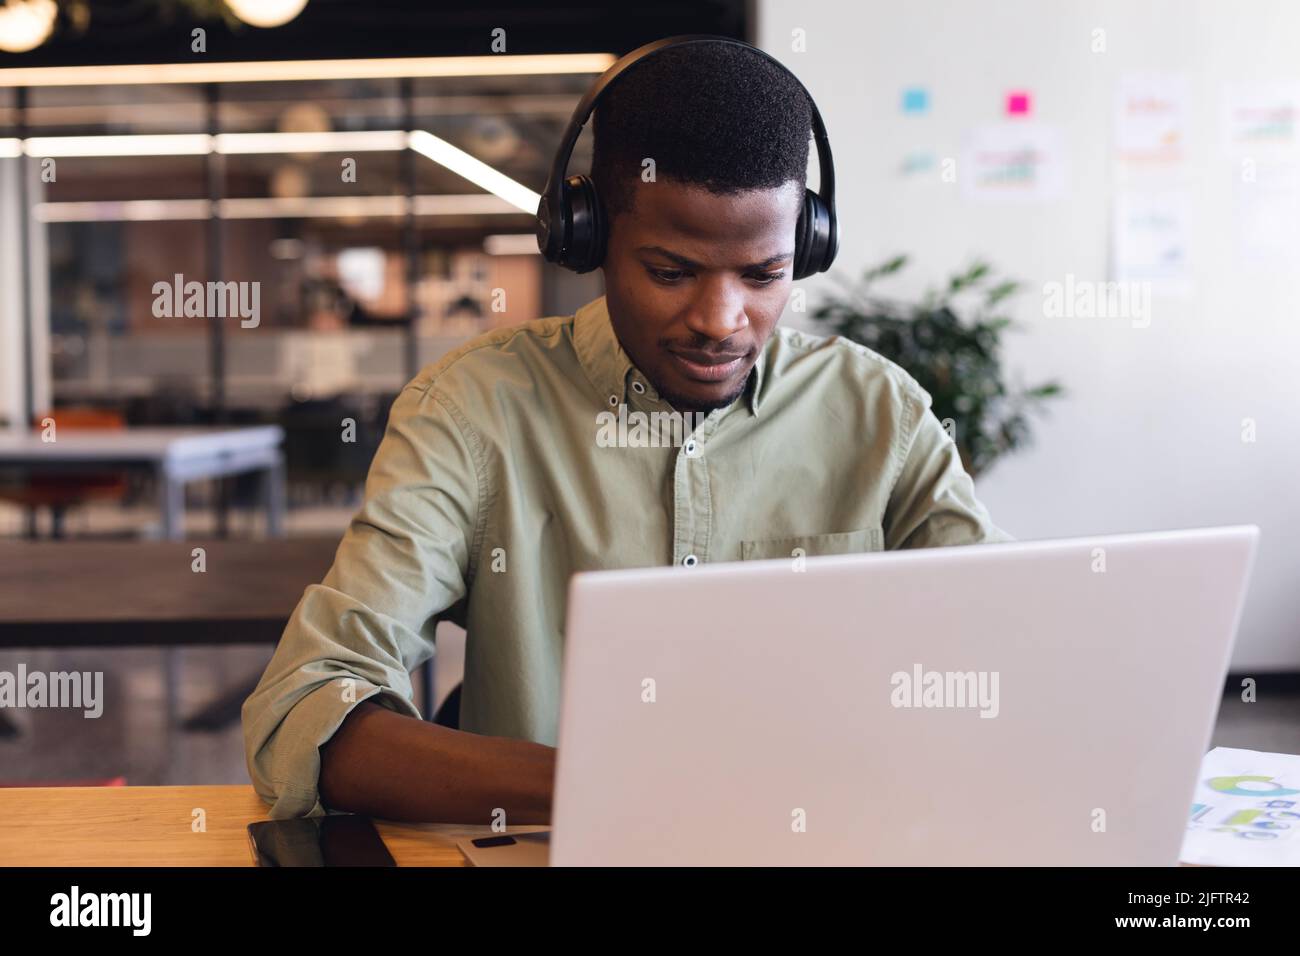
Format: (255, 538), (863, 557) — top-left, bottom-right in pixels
(573, 295), (635, 408)
(572, 294), (770, 417)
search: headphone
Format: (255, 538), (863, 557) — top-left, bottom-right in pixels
(535, 34), (839, 279)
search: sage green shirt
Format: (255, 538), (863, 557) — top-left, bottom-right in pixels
(242, 294), (1013, 818)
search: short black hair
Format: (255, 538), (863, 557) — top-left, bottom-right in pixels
(590, 41), (813, 221)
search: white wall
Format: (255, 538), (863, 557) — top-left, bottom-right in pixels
(757, 0), (1300, 669)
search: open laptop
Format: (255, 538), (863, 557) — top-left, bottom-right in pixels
(458, 525), (1259, 866)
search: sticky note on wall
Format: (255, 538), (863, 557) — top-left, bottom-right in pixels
(902, 87), (929, 114)
(1006, 91), (1032, 116)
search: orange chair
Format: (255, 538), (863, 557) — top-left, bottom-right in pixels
(0, 408), (129, 538)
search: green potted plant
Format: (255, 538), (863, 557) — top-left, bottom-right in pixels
(810, 255), (1063, 479)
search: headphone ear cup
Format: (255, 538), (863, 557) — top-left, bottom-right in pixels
(561, 174), (606, 273)
(793, 189), (834, 280)
(585, 176), (608, 271)
(792, 190), (816, 280)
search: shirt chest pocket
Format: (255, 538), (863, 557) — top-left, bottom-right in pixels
(739, 526), (883, 561)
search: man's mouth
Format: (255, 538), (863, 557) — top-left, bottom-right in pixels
(666, 347), (749, 383)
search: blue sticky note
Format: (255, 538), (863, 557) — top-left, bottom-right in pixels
(902, 87), (929, 114)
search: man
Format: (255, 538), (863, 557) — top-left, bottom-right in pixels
(242, 41), (1011, 823)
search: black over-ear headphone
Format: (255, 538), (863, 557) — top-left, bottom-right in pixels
(535, 34), (839, 279)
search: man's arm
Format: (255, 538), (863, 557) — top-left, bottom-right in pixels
(318, 701), (555, 823)
(242, 380), (544, 822)
(883, 382), (1014, 549)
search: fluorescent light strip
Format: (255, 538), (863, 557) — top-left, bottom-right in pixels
(214, 130), (408, 153)
(16, 129), (539, 213)
(15, 128), (539, 215)
(0, 138), (21, 158)
(408, 129), (539, 213)
(33, 193), (524, 222)
(220, 195), (409, 218)
(483, 233), (541, 255)
(412, 195), (521, 215)
(21, 130), (407, 157)
(25, 133), (213, 157)
(0, 53), (616, 88)
(33, 199), (213, 222)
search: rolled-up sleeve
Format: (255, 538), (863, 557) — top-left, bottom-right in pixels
(241, 381), (483, 818)
(884, 384), (1014, 550)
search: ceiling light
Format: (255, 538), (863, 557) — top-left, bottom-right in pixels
(0, 53), (614, 87)
(24, 134), (214, 157)
(483, 234), (541, 255)
(31, 194), (525, 222)
(214, 130), (407, 154)
(0, 0), (56, 54)
(408, 130), (539, 214)
(224, 0), (308, 29)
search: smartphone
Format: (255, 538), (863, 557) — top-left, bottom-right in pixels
(247, 816), (396, 867)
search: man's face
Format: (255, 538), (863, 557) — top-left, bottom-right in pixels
(601, 177), (804, 414)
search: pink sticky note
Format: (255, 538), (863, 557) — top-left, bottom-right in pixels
(1006, 91), (1032, 116)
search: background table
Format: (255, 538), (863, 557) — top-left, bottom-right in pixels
(0, 426), (286, 539)
(0, 785), (543, 866)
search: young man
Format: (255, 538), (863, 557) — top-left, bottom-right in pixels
(242, 42), (1011, 822)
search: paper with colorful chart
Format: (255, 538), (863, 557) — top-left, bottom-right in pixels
(1179, 747), (1300, 866)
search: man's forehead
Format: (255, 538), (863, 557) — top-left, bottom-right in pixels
(631, 177), (800, 215)
(625, 178), (802, 243)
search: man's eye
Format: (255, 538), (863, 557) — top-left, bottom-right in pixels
(648, 267), (783, 284)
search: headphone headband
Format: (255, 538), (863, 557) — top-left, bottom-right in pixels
(536, 34), (839, 278)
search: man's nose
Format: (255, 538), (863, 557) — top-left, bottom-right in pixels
(681, 282), (750, 342)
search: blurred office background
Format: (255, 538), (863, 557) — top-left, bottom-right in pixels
(0, 0), (1296, 786)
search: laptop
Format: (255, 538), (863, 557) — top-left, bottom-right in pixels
(458, 525), (1259, 866)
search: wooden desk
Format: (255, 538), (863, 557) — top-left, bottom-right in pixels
(0, 785), (1208, 867)
(0, 785), (541, 866)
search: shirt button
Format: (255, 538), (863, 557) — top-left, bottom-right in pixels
(631, 380), (646, 395)
(684, 438), (699, 457)
(682, 554), (698, 567)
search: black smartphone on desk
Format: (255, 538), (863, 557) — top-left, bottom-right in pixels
(247, 816), (396, 866)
